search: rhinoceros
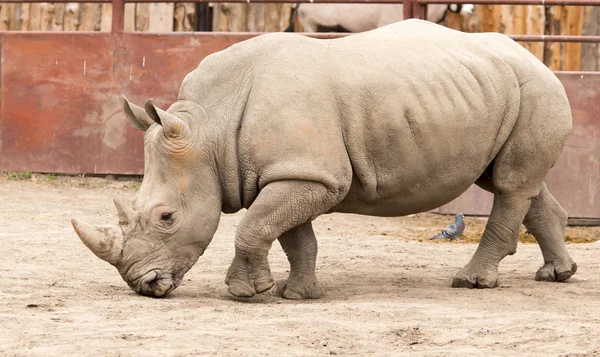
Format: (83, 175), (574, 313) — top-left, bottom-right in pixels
(72, 19), (577, 299)
(291, 3), (474, 33)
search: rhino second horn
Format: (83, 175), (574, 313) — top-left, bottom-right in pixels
(71, 219), (123, 265)
(113, 192), (136, 224)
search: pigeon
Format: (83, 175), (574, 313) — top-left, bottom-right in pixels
(430, 213), (465, 242)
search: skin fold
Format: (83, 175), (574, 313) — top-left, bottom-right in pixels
(72, 20), (576, 299)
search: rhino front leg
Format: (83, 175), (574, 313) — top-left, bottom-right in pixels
(453, 194), (531, 288)
(226, 180), (342, 298)
(272, 222), (322, 300)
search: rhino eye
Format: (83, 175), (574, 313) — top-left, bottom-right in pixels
(160, 213), (173, 221)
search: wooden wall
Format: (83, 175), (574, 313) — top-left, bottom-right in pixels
(211, 4), (292, 32)
(0, 2), (198, 32)
(210, 4), (600, 71)
(1, 3), (598, 70)
(441, 5), (600, 71)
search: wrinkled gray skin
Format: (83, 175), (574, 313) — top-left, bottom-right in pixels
(72, 20), (577, 299)
(295, 4), (474, 33)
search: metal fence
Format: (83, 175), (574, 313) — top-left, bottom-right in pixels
(3, 0), (600, 42)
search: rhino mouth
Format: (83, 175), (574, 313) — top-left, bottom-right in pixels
(135, 270), (178, 298)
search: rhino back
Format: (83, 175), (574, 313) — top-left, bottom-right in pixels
(179, 21), (561, 215)
(231, 22), (530, 215)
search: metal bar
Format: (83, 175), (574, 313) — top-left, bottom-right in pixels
(0, 0), (409, 3)
(112, 0), (125, 33)
(419, 0), (600, 5)
(0, 0), (597, 3)
(123, 0), (409, 2)
(403, 0), (413, 20)
(412, 0), (428, 19)
(2, 31), (599, 43)
(510, 35), (600, 43)
(0, 0), (598, 3)
(0, 0), (91, 1)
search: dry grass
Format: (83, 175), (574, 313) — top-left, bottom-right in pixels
(377, 213), (599, 244)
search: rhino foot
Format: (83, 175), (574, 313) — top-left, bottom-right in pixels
(227, 278), (256, 297)
(452, 264), (499, 289)
(254, 276), (275, 294)
(271, 277), (322, 300)
(226, 276), (275, 297)
(225, 254), (274, 297)
(535, 260), (577, 282)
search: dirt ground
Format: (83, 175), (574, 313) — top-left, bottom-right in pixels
(1, 174), (600, 356)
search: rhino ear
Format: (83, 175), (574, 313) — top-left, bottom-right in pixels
(144, 99), (189, 139)
(123, 95), (155, 131)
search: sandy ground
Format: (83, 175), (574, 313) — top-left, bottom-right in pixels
(1, 175), (600, 356)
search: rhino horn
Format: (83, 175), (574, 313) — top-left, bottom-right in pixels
(144, 99), (190, 139)
(113, 192), (137, 225)
(71, 219), (123, 265)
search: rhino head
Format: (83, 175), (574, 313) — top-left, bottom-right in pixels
(72, 97), (222, 297)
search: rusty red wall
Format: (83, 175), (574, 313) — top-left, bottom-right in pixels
(0, 32), (255, 174)
(0, 32), (598, 218)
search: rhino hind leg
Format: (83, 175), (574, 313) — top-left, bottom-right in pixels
(452, 188), (531, 288)
(523, 183), (577, 282)
(226, 180), (343, 298)
(453, 78), (573, 289)
(272, 222), (322, 300)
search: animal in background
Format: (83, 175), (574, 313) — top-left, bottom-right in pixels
(430, 213), (466, 242)
(285, 3), (474, 33)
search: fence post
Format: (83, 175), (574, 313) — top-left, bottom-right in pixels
(111, 0), (125, 33)
(411, 0), (427, 20)
(403, 0), (413, 19)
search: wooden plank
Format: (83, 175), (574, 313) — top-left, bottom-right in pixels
(6, 3), (19, 30)
(524, 5), (545, 61)
(40, 3), (55, 31)
(580, 6), (600, 71)
(481, 4), (500, 32)
(28, 3), (42, 30)
(52, 4), (66, 30)
(211, 3), (292, 32)
(544, 5), (583, 71)
(545, 5), (563, 70)
(148, 3), (174, 32)
(100, 3), (112, 32)
(63, 3), (81, 31)
(0, 4), (8, 31)
(264, 4), (293, 31)
(19, 3), (30, 31)
(173, 3), (197, 31)
(212, 4), (248, 32)
(135, 3), (149, 31)
(123, 3), (135, 32)
(78, 3), (100, 31)
(247, 4), (264, 32)
(564, 6), (583, 71)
